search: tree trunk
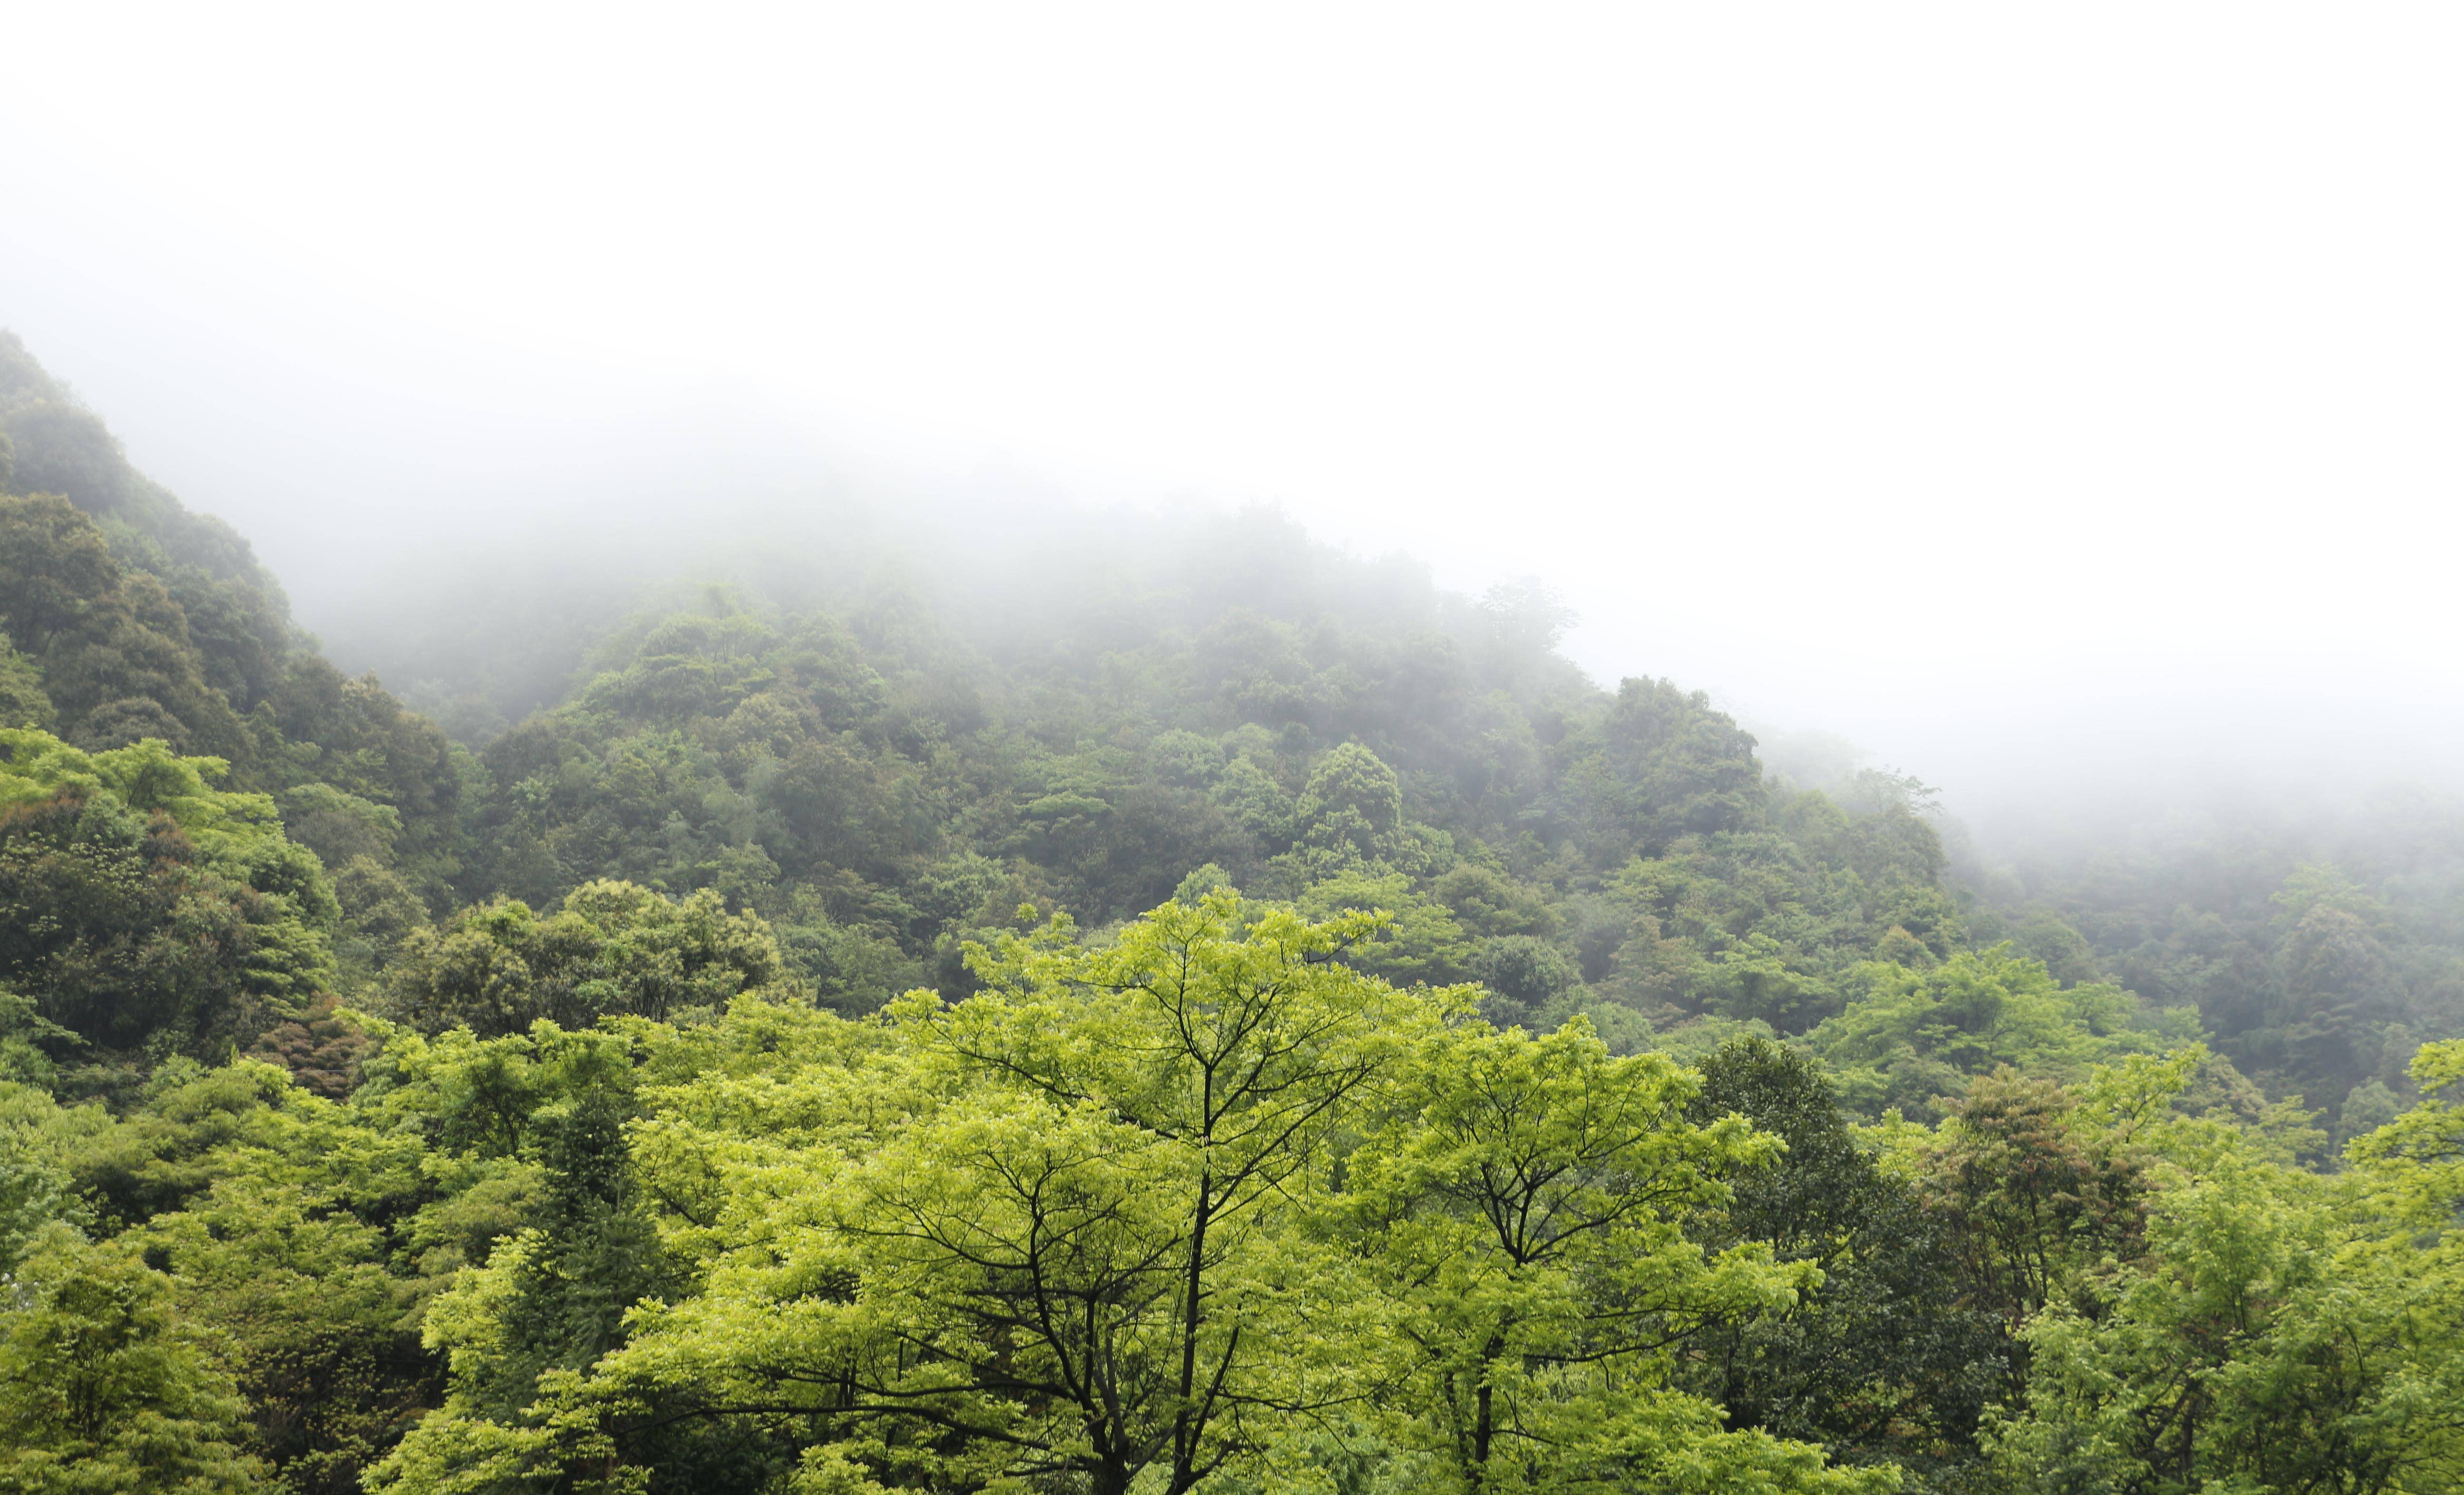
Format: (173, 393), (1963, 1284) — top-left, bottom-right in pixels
(1170, 1171), (1214, 1493)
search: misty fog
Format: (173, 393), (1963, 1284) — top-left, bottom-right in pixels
(7, 6), (2461, 857)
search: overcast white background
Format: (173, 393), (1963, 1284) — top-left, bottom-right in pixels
(4, 5), (2458, 829)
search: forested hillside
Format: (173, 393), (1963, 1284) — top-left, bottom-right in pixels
(4, 330), (2464, 1493)
(1964, 792), (2464, 1148)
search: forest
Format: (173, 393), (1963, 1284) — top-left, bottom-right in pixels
(4, 326), (2463, 1493)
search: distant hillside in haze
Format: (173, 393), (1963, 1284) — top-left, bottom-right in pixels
(12, 329), (2464, 1492)
(1, 330), (460, 891)
(10, 327), (2460, 1135)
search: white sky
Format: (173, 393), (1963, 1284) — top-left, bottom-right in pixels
(4, 4), (2460, 823)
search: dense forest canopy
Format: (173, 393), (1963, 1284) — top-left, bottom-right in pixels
(4, 328), (2464, 1492)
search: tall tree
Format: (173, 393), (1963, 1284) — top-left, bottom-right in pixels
(1344, 1020), (1886, 1494)
(0, 1226), (262, 1493)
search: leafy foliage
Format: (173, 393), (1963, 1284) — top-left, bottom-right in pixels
(7, 328), (2464, 1491)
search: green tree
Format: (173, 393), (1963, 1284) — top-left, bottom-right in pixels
(1559, 677), (1764, 865)
(1810, 949), (2191, 1123)
(2279, 902), (2403, 1116)
(135, 1172), (431, 1495)
(1295, 743), (1406, 869)
(0, 1225), (262, 1493)
(1297, 869), (1476, 989)
(378, 879), (791, 1036)
(1987, 1047), (2464, 1493)
(0, 1080), (81, 1271)
(0, 493), (252, 762)
(1680, 1039), (2007, 1486)
(1471, 935), (1576, 1028)
(376, 896), (1452, 1494)
(0, 730), (336, 1077)
(0, 634), (51, 732)
(1922, 1071), (2147, 1333)
(1344, 1019), (1886, 1493)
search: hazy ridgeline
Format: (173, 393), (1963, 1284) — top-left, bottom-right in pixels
(5, 328), (2464, 1492)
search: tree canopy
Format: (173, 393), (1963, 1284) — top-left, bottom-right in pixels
(5, 327), (2464, 1491)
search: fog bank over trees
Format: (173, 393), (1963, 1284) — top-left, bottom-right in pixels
(6, 7), (2459, 854)
(10, 324), (2464, 1488)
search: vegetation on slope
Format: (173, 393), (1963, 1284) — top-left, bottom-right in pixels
(4, 330), (2464, 1492)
